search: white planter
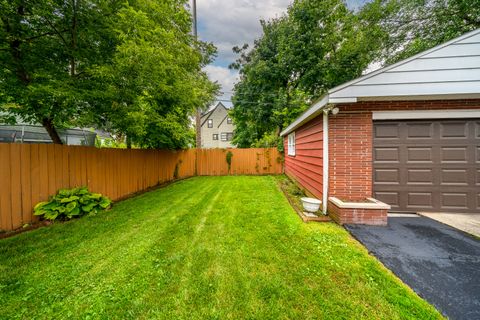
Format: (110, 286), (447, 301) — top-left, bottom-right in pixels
(301, 197), (322, 213)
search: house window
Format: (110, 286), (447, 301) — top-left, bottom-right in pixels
(227, 117), (232, 124)
(227, 132), (233, 141)
(287, 132), (295, 156)
(207, 119), (213, 128)
(221, 132), (227, 141)
(212, 134), (218, 140)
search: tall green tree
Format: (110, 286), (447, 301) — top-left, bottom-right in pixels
(0, 0), (218, 148)
(230, 0), (388, 148)
(0, 0), (120, 143)
(382, 0), (480, 63)
(95, 0), (218, 149)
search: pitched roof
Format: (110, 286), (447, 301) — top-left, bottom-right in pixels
(200, 102), (229, 127)
(281, 28), (480, 136)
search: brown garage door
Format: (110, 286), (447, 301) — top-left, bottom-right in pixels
(373, 119), (480, 213)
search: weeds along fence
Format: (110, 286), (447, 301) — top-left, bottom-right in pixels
(0, 144), (283, 231)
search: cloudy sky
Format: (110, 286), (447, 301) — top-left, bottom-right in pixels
(195, 0), (366, 107)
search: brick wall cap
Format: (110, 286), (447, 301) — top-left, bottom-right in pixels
(329, 197), (391, 210)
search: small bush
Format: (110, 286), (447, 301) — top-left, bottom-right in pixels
(34, 187), (112, 221)
(283, 179), (305, 197)
(226, 151), (233, 173)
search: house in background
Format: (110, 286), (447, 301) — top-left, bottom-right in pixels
(200, 102), (235, 148)
(281, 28), (480, 225)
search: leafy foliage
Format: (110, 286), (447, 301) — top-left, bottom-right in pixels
(226, 150), (233, 173)
(230, 0), (387, 147)
(252, 131), (284, 152)
(0, 0), (218, 148)
(95, 0), (219, 149)
(381, 0), (480, 64)
(34, 187), (111, 221)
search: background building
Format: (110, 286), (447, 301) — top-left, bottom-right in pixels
(200, 102), (235, 148)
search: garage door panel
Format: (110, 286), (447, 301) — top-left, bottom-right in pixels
(440, 122), (468, 138)
(441, 169), (469, 185)
(407, 169), (433, 185)
(374, 147), (399, 162)
(407, 123), (433, 139)
(374, 123), (400, 139)
(407, 192), (433, 208)
(374, 192), (399, 208)
(441, 147), (468, 163)
(374, 119), (479, 213)
(441, 193), (469, 209)
(374, 169), (399, 184)
(407, 147), (433, 162)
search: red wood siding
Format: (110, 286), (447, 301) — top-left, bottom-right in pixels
(284, 116), (323, 199)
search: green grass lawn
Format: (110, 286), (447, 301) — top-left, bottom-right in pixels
(0, 176), (441, 319)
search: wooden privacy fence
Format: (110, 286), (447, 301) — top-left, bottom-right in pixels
(0, 145), (282, 231)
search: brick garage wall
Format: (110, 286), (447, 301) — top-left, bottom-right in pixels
(328, 99), (480, 202)
(284, 116), (324, 199)
(328, 201), (388, 225)
(328, 112), (372, 200)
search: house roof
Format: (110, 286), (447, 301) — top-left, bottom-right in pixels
(201, 102), (228, 117)
(280, 28), (480, 136)
(200, 102), (229, 127)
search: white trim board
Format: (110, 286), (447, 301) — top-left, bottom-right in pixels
(322, 112), (329, 215)
(372, 109), (480, 120)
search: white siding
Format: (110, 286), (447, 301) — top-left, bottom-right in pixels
(391, 56), (480, 72)
(329, 29), (480, 100)
(200, 102), (235, 149)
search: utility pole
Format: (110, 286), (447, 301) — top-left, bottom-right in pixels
(193, 0), (202, 149)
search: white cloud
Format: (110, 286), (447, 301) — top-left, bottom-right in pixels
(203, 65), (240, 107)
(195, 0), (291, 105)
(197, 0), (291, 66)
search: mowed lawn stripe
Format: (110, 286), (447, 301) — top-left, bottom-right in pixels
(0, 176), (442, 319)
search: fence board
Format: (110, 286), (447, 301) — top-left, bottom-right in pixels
(0, 145), (282, 231)
(20, 145), (32, 225)
(0, 144), (12, 231)
(30, 145), (40, 224)
(9, 145), (22, 229)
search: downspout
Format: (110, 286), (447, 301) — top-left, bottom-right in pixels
(322, 110), (329, 215)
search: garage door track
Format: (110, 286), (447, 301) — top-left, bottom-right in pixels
(346, 215), (480, 320)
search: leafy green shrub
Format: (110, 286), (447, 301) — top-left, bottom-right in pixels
(284, 180), (305, 197)
(34, 187), (112, 221)
(226, 151), (233, 173)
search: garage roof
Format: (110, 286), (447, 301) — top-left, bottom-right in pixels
(281, 28), (480, 136)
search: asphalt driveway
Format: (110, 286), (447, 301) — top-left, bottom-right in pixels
(346, 214), (480, 320)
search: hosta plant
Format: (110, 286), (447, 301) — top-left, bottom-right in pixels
(34, 187), (112, 221)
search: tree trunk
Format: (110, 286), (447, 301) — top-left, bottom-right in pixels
(126, 135), (132, 149)
(42, 118), (63, 144)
